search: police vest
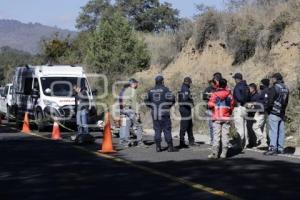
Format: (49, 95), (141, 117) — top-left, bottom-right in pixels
(271, 83), (289, 117)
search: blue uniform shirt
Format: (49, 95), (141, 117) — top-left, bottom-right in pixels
(145, 84), (175, 118)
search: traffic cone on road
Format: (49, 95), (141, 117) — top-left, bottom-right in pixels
(22, 112), (30, 134)
(51, 120), (62, 140)
(99, 112), (116, 153)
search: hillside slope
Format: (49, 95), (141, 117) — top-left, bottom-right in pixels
(135, 20), (300, 138)
(0, 19), (76, 54)
(137, 21), (300, 91)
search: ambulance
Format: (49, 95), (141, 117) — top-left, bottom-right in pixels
(11, 65), (97, 131)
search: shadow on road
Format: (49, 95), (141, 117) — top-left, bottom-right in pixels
(0, 136), (221, 200)
(1, 126), (300, 200)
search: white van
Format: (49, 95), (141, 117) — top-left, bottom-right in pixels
(0, 83), (13, 121)
(11, 65), (97, 131)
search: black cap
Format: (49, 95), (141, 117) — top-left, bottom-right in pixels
(184, 77), (192, 84)
(271, 73), (283, 81)
(260, 78), (270, 87)
(232, 73), (243, 80)
(129, 78), (138, 84)
(155, 75), (164, 83)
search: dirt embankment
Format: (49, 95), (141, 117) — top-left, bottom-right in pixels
(137, 21), (300, 91)
(135, 21), (300, 135)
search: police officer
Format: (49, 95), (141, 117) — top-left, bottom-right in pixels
(178, 77), (195, 148)
(264, 73), (289, 155)
(145, 75), (176, 152)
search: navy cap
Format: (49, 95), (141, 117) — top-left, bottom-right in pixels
(260, 78), (270, 87)
(155, 75), (164, 83)
(184, 77), (192, 84)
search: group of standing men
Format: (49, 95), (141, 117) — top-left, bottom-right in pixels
(203, 72), (289, 158)
(118, 76), (195, 152)
(117, 71), (289, 159)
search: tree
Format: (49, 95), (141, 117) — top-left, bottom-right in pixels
(58, 32), (91, 65)
(76, 0), (114, 31)
(41, 33), (71, 64)
(76, 0), (180, 32)
(85, 13), (150, 82)
(116, 0), (180, 32)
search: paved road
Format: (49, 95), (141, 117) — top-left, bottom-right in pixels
(1, 121), (300, 200)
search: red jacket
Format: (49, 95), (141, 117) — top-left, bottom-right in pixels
(208, 88), (235, 121)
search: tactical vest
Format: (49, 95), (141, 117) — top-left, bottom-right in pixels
(271, 83), (289, 117)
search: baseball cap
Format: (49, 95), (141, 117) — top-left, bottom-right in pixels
(155, 75), (164, 83)
(184, 77), (192, 84)
(260, 78), (270, 87)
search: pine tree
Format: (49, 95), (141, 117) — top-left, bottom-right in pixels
(85, 12), (150, 81)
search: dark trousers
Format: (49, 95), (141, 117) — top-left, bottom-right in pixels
(179, 107), (194, 143)
(153, 115), (173, 144)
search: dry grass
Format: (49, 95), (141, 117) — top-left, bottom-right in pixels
(137, 32), (178, 70)
(134, 0), (300, 138)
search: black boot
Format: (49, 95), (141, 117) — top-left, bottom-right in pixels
(156, 143), (162, 152)
(168, 142), (176, 152)
(179, 141), (189, 149)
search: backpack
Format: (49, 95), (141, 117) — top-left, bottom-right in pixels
(216, 96), (231, 108)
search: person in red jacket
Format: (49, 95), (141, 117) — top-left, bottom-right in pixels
(208, 78), (235, 159)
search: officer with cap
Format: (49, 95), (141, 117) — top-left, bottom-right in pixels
(232, 72), (251, 149)
(145, 75), (176, 152)
(178, 77), (195, 148)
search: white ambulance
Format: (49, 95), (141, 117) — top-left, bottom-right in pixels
(11, 65), (97, 131)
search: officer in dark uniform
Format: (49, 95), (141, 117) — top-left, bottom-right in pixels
(145, 75), (176, 152)
(178, 77), (195, 148)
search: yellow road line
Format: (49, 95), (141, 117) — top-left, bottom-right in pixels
(27, 131), (242, 200)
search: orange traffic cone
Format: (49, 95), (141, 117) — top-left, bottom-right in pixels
(99, 112), (116, 153)
(22, 112), (30, 134)
(51, 120), (62, 140)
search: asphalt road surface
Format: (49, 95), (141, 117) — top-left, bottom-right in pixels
(1, 121), (300, 200)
